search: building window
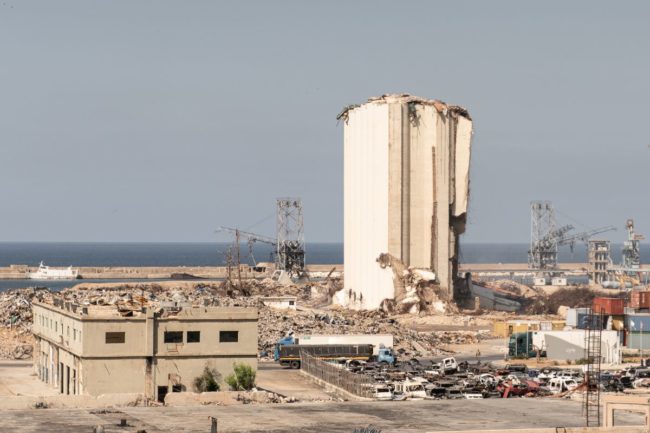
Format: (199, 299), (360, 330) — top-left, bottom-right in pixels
(105, 332), (125, 344)
(187, 331), (200, 343)
(164, 331), (183, 344)
(219, 331), (239, 343)
(73, 329), (77, 340)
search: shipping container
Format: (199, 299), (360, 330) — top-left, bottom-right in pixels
(577, 314), (604, 330)
(493, 321), (541, 338)
(593, 297), (624, 315)
(625, 332), (650, 350)
(566, 308), (590, 327)
(625, 314), (650, 332)
(540, 321), (565, 331)
(629, 291), (650, 310)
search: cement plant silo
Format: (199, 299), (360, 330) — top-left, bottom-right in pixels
(337, 94), (473, 311)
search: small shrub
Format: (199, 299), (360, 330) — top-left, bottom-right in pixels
(574, 358), (590, 365)
(225, 362), (256, 391)
(566, 359), (573, 365)
(193, 365), (221, 392)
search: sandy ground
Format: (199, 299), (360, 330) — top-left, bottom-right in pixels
(0, 360), (58, 397)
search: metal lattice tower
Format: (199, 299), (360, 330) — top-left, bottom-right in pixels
(528, 201), (559, 269)
(583, 310), (603, 427)
(276, 198), (305, 274)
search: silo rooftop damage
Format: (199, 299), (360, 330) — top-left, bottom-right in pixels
(336, 94), (473, 313)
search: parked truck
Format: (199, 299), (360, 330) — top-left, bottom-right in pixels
(274, 333), (396, 368)
(277, 333), (394, 356)
(275, 344), (377, 369)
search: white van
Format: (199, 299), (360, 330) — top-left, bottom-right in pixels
(393, 380), (427, 399)
(548, 378), (579, 394)
(372, 384), (394, 400)
(441, 357), (458, 374)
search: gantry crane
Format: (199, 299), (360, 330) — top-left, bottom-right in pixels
(528, 201), (616, 270)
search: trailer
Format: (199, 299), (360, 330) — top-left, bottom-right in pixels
(276, 344), (374, 369)
(294, 334), (394, 355)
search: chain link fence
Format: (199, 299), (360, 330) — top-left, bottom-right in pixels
(300, 351), (374, 398)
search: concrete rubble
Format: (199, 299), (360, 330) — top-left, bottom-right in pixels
(0, 281), (488, 360)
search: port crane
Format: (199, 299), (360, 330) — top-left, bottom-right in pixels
(528, 201), (617, 270)
(216, 226), (276, 267)
(558, 226), (618, 254)
(216, 197), (306, 276)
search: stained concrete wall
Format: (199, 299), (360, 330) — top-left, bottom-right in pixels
(32, 302), (258, 398)
(341, 94), (472, 310)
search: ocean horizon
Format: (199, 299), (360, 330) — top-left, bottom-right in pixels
(0, 241), (630, 267)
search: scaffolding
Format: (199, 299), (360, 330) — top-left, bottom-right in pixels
(583, 310), (603, 427)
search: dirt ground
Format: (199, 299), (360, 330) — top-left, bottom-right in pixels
(0, 360), (58, 397)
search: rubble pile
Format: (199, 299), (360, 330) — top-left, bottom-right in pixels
(525, 287), (601, 315)
(256, 307), (488, 358)
(0, 288), (52, 331)
(0, 288), (51, 359)
(0, 279), (488, 360)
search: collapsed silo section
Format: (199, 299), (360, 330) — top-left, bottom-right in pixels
(336, 94), (473, 312)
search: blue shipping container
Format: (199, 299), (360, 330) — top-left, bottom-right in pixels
(625, 315), (650, 332)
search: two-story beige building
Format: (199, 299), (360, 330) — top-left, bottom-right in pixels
(32, 299), (258, 401)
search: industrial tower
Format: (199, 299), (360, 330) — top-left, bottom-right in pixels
(276, 197), (305, 274)
(216, 197), (306, 275)
(528, 201), (568, 269)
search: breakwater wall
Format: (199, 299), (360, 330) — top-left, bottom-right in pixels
(0, 264), (343, 280)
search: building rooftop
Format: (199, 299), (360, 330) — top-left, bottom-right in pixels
(34, 298), (257, 321)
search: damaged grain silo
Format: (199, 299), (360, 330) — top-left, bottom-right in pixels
(335, 94), (473, 313)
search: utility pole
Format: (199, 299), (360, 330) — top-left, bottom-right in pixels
(235, 229), (243, 290)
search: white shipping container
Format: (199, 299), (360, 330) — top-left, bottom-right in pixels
(296, 334), (394, 356)
(531, 330), (620, 363)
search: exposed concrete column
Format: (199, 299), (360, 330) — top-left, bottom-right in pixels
(387, 102), (403, 260)
(400, 103), (410, 265)
(434, 113), (451, 298)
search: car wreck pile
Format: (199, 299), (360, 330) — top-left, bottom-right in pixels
(339, 360), (626, 400)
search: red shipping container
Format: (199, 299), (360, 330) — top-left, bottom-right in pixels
(628, 291), (650, 309)
(593, 297), (624, 315)
(640, 291), (650, 309)
(630, 291), (641, 309)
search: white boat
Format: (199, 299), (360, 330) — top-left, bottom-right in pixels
(28, 262), (79, 280)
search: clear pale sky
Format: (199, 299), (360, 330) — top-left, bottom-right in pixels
(1, 1), (648, 243)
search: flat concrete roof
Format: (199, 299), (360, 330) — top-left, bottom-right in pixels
(33, 301), (257, 321)
(0, 399), (644, 433)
